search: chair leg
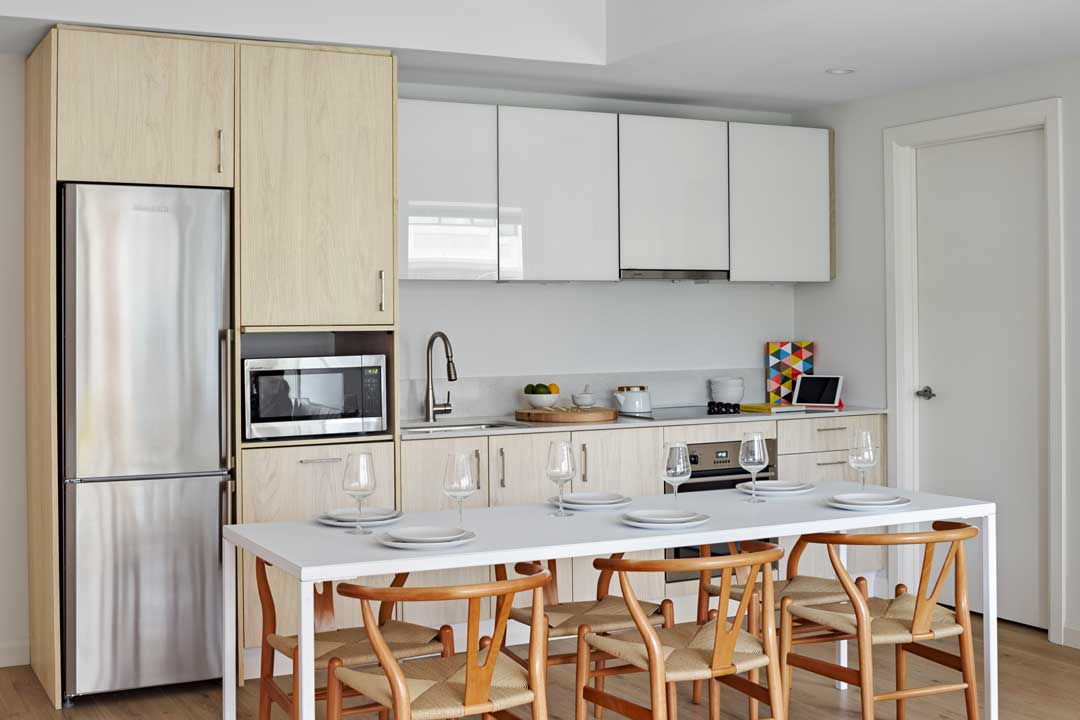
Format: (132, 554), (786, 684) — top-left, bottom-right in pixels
(258, 642), (274, 720)
(707, 677), (721, 720)
(576, 626), (592, 720)
(691, 680), (703, 705)
(895, 645), (907, 720)
(856, 629), (875, 720)
(326, 657), (343, 720)
(958, 619), (981, 720)
(748, 591), (760, 720)
(665, 682), (678, 720)
(593, 658), (606, 719)
(291, 648), (301, 719)
(439, 624), (455, 656)
(780, 598), (794, 719)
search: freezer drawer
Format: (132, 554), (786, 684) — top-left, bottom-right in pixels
(64, 475), (226, 696)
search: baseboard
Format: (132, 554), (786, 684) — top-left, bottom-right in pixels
(1061, 625), (1080, 649)
(0, 639), (30, 669)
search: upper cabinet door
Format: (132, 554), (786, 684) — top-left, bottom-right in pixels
(729, 123), (832, 282)
(619, 115), (729, 273)
(497, 106), (618, 281)
(239, 45), (395, 327)
(57, 29), (235, 187)
(398, 100), (498, 281)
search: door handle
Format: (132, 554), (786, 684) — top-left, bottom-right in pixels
(581, 444), (588, 482)
(816, 460), (848, 467)
(499, 447), (507, 488)
(915, 385), (937, 400)
(378, 270), (386, 312)
(816, 426), (848, 433)
(299, 457), (342, 464)
(216, 129), (224, 174)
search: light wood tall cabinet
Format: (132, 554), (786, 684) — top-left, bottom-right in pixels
(239, 44), (396, 327)
(56, 28), (235, 187)
(239, 442), (395, 648)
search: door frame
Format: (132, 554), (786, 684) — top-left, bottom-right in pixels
(884, 98), (1067, 644)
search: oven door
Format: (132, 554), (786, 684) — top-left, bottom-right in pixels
(244, 355), (386, 440)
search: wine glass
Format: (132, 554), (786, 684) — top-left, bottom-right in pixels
(848, 430), (878, 490)
(739, 432), (769, 504)
(342, 452), (377, 535)
(546, 440), (576, 517)
(662, 442), (692, 505)
(443, 452), (478, 529)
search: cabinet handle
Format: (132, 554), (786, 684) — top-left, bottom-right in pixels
(216, 129), (224, 174)
(499, 447), (507, 488)
(299, 457), (342, 464)
(581, 444), (588, 482)
(815, 460), (848, 467)
(378, 270), (386, 312)
(816, 426), (848, 433)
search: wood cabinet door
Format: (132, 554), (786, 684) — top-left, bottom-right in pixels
(662, 420), (776, 445)
(570, 427), (665, 602)
(399, 437), (491, 626)
(489, 432), (574, 605)
(239, 441), (395, 648)
(57, 29), (234, 186)
(729, 123), (831, 282)
(239, 44), (394, 327)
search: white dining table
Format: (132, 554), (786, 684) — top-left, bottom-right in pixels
(221, 482), (998, 720)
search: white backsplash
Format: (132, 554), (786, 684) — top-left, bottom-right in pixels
(399, 368), (764, 420)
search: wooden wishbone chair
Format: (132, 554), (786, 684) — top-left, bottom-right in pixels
(495, 556), (674, 718)
(576, 542), (787, 720)
(781, 522), (980, 720)
(327, 570), (552, 720)
(254, 559), (453, 720)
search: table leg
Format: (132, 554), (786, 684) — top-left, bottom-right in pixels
(835, 544), (849, 691)
(981, 513), (998, 720)
(222, 538), (236, 720)
(297, 579), (316, 720)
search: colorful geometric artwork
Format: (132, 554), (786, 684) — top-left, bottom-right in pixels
(766, 341), (815, 404)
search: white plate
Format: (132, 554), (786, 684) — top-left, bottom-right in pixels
(736, 482), (816, 496)
(386, 525), (468, 543)
(561, 492), (628, 505)
(548, 497), (632, 511)
(376, 531), (477, 550)
(749, 480), (811, 492)
(315, 513), (402, 528)
(827, 497), (911, 512)
(327, 506), (399, 522)
(621, 515), (709, 530)
(623, 509), (706, 524)
(832, 493), (906, 506)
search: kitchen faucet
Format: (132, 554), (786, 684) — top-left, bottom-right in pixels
(424, 331), (457, 421)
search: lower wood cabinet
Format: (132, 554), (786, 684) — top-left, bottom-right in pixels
(239, 441), (395, 648)
(399, 437), (491, 626)
(570, 427), (665, 602)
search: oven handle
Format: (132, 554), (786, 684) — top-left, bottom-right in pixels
(680, 469), (778, 485)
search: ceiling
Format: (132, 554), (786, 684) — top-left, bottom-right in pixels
(4, 1), (1080, 112)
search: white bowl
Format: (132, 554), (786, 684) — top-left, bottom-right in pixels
(572, 393), (595, 407)
(526, 393), (560, 408)
(709, 377), (745, 403)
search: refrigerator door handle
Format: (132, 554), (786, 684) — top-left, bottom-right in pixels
(221, 328), (235, 471)
(219, 477), (235, 564)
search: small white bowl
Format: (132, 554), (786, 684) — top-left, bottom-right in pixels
(526, 393), (560, 408)
(572, 393), (595, 407)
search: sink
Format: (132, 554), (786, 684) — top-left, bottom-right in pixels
(402, 421), (526, 434)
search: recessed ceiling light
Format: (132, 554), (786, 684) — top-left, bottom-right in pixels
(825, 67), (856, 75)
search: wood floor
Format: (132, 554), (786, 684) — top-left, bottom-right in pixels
(2, 618), (1077, 719)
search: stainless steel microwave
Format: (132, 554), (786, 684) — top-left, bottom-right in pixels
(243, 355), (387, 440)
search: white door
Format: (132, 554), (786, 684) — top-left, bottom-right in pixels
(915, 128), (1048, 628)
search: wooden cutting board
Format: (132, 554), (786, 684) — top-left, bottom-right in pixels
(514, 406), (619, 423)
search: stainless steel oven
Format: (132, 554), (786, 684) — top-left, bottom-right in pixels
(664, 438), (778, 584)
(244, 355), (387, 440)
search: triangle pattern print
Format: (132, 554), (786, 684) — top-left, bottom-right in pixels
(765, 341), (815, 404)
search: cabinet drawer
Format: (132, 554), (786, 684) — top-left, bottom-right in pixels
(777, 449), (884, 487)
(777, 414), (884, 455)
(663, 420), (776, 445)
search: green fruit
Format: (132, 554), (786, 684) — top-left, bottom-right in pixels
(533, 384), (551, 395)
(524, 383), (536, 394)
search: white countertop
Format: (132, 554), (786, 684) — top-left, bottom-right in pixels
(401, 405), (887, 440)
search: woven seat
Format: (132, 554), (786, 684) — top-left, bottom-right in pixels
(788, 593), (964, 645)
(267, 620), (444, 670)
(336, 649), (534, 720)
(509, 595), (665, 638)
(705, 574), (849, 608)
(585, 619), (770, 682)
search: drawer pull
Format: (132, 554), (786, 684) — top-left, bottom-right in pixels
(816, 426), (849, 433)
(499, 447), (507, 488)
(581, 444), (588, 482)
(816, 460), (849, 467)
(299, 457), (342, 464)
(378, 270), (386, 312)
(216, 129), (224, 174)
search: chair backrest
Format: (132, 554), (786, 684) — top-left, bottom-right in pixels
(338, 570), (551, 709)
(595, 541), (784, 675)
(254, 558), (409, 637)
(495, 553), (624, 605)
(800, 521), (979, 636)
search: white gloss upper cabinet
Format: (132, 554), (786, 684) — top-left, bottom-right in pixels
(619, 115), (729, 273)
(398, 99), (499, 280)
(497, 106), (619, 281)
(728, 123), (832, 282)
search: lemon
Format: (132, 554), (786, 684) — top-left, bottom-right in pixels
(548, 383), (561, 394)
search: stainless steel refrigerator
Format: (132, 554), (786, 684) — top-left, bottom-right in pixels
(61, 184), (231, 698)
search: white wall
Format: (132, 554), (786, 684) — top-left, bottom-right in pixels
(792, 54), (1080, 638)
(0, 53), (28, 667)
